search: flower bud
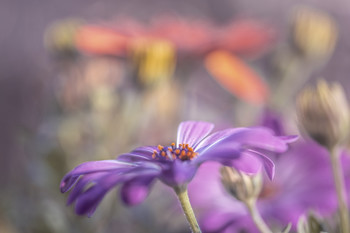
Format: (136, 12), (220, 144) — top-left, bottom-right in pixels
(297, 212), (327, 233)
(220, 166), (262, 203)
(296, 80), (350, 149)
(292, 6), (338, 59)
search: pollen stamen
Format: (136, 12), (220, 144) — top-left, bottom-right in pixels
(152, 150), (157, 159)
(151, 143), (198, 161)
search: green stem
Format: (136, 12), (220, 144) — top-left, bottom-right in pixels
(174, 186), (201, 233)
(329, 147), (350, 233)
(245, 199), (272, 233)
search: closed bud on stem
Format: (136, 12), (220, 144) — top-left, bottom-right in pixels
(297, 212), (327, 233)
(296, 80), (350, 149)
(220, 166), (262, 203)
(292, 6), (338, 60)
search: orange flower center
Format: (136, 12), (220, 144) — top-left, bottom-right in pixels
(152, 143), (198, 161)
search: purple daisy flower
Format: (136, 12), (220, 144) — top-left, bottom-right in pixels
(60, 121), (296, 217)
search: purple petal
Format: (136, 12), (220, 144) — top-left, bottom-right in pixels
(120, 176), (156, 206)
(254, 151), (275, 180)
(217, 127), (291, 153)
(118, 146), (156, 162)
(118, 153), (151, 162)
(118, 146), (158, 162)
(75, 174), (122, 217)
(259, 108), (285, 136)
(194, 141), (242, 165)
(60, 160), (135, 193)
(176, 121), (214, 148)
(74, 166), (161, 216)
(67, 172), (108, 205)
(195, 128), (237, 150)
(130, 146), (157, 157)
(160, 160), (198, 187)
(193, 127), (287, 177)
(279, 135), (299, 143)
(230, 150), (263, 175)
(237, 149), (275, 180)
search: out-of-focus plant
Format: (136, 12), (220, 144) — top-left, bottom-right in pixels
(205, 50), (269, 105)
(188, 110), (350, 232)
(72, 16), (274, 106)
(297, 212), (328, 233)
(296, 80), (350, 233)
(270, 6), (338, 110)
(44, 18), (179, 159)
(296, 80), (350, 149)
(44, 18), (83, 58)
(293, 7), (337, 60)
(129, 38), (176, 88)
(44, 16), (276, 150)
(220, 167), (273, 233)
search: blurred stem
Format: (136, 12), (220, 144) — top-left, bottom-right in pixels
(245, 199), (272, 233)
(329, 147), (350, 233)
(270, 52), (312, 111)
(174, 186), (201, 233)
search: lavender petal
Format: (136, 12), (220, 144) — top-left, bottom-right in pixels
(60, 160), (134, 193)
(176, 121), (214, 148)
(120, 176), (156, 206)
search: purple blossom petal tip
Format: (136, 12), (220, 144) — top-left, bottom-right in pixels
(177, 121), (214, 148)
(121, 176), (155, 206)
(279, 135), (299, 143)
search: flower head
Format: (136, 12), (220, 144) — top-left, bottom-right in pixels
(296, 80), (350, 149)
(60, 121), (296, 216)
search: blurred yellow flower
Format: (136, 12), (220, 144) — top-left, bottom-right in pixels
(129, 38), (176, 87)
(292, 6), (338, 59)
(44, 18), (83, 56)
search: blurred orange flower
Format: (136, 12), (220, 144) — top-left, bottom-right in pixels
(72, 16), (273, 104)
(73, 17), (275, 58)
(205, 50), (269, 105)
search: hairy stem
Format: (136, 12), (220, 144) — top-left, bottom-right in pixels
(245, 199), (272, 233)
(174, 187), (201, 233)
(329, 147), (350, 233)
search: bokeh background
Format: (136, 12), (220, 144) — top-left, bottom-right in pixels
(1, 0), (350, 232)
